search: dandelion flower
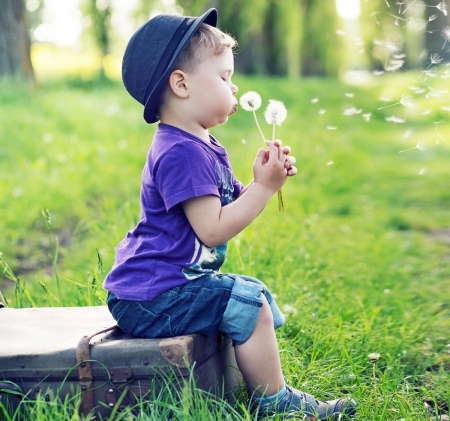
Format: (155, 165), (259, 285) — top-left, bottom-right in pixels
(240, 91), (262, 111)
(368, 353), (381, 363)
(264, 100), (288, 126)
(239, 91), (266, 142)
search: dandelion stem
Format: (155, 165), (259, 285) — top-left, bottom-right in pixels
(272, 120), (285, 212)
(372, 362), (378, 401)
(252, 109), (266, 143)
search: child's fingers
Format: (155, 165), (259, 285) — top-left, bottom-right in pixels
(285, 156), (296, 167)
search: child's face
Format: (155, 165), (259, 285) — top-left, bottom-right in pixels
(186, 49), (238, 129)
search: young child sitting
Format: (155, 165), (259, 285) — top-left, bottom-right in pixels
(103, 8), (357, 420)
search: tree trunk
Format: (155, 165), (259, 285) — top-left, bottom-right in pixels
(0, 0), (34, 80)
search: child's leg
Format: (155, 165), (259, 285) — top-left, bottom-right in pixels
(235, 294), (357, 420)
(234, 294), (284, 396)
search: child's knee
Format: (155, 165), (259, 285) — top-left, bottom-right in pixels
(257, 295), (274, 326)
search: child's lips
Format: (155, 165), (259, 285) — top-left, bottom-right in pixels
(231, 103), (238, 115)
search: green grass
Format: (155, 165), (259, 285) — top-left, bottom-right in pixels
(0, 72), (449, 419)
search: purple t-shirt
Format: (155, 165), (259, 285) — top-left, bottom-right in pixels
(103, 124), (244, 301)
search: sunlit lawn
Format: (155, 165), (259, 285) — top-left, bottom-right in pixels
(0, 48), (449, 419)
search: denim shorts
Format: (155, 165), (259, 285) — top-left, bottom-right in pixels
(107, 273), (285, 345)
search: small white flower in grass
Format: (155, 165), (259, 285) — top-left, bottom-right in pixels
(326, 160), (334, 166)
(418, 168), (426, 175)
(345, 92), (354, 98)
(311, 98), (319, 104)
(326, 125), (337, 130)
(318, 109), (327, 115)
(239, 91), (262, 112)
(264, 100), (288, 126)
(368, 353), (381, 363)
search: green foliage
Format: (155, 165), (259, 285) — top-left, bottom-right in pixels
(0, 74), (449, 419)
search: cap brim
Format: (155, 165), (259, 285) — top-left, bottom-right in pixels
(143, 8), (218, 124)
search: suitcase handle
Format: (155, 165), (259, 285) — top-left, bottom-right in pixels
(76, 324), (118, 416)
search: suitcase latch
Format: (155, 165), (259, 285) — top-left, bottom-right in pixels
(109, 367), (133, 384)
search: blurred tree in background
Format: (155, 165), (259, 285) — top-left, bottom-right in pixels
(0, 0), (34, 80)
(1, 0), (450, 80)
(84, 0), (113, 78)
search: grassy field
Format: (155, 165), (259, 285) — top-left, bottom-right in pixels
(0, 70), (449, 420)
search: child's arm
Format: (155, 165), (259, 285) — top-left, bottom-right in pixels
(182, 141), (296, 248)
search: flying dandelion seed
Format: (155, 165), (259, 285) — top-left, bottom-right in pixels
(373, 70), (385, 76)
(441, 26), (450, 49)
(433, 120), (443, 129)
(430, 53), (443, 64)
(311, 98), (319, 104)
(326, 160), (334, 166)
(326, 126), (337, 130)
(403, 129), (413, 138)
(378, 93), (414, 110)
(345, 93), (355, 98)
(396, 1), (406, 14)
(441, 106), (450, 111)
(428, 14), (438, 22)
(384, 0), (391, 7)
(381, 38), (402, 67)
(343, 107), (363, 116)
(319, 109), (327, 115)
(422, 109), (432, 115)
(402, 0), (418, 14)
(386, 116), (406, 123)
(436, 1), (448, 15)
(241, 139), (246, 145)
(399, 139), (427, 153)
(362, 113), (372, 122)
(336, 30), (346, 35)
(418, 168), (426, 175)
(385, 58), (404, 71)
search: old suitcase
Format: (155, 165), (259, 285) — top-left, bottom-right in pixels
(0, 306), (244, 418)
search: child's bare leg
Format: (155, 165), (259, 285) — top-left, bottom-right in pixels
(234, 294), (285, 396)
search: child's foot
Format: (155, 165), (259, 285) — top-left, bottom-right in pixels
(253, 386), (357, 420)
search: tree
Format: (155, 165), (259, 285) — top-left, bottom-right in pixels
(0, 0), (34, 80)
(84, 0), (112, 78)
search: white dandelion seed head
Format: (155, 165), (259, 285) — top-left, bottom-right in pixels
(264, 100), (288, 125)
(436, 1), (447, 16)
(442, 26), (450, 41)
(239, 91), (262, 112)
(383, 38), (402, 56)
(368, 353), (381, 363)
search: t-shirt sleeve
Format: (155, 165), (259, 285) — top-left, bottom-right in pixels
(154, 142), (220, 211)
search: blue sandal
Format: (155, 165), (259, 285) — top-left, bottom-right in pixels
(254, 386), (357, 420)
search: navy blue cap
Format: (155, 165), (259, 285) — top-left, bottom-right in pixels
(122, 9), (218, 124)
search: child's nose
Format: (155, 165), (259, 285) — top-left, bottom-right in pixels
(231, 83), (238, 95)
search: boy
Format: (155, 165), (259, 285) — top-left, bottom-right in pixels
(103, 8), (357, 420)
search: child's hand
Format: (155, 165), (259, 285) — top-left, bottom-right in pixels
(262, 140), (297, 177)
(253, 140), (288, 194)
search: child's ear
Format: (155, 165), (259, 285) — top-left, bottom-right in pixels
(168, 70), (189, 99)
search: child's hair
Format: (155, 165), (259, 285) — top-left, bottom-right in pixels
(173, 23), (237, 72)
